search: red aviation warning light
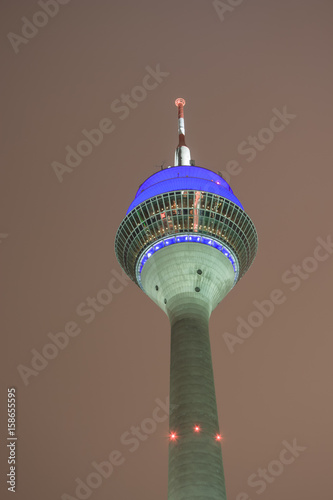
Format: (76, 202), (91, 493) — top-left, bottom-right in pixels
(175, 97), (186, 111)
(215, 433), (222, 442)
(169, 431), (177, 441)
(194, 425), (201, 433)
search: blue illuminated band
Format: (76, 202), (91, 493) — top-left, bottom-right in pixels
(135, 233), (240, 290)
(126, 166), (244, 214)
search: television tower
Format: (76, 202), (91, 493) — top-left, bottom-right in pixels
(115, 99), (258, 499)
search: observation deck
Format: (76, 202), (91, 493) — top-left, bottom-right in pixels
(115, 165), (257, 291)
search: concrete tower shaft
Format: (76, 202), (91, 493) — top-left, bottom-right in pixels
(141, 244), (233, 499)
(140, 243), (233, 499)
(168, 311), (226, 499)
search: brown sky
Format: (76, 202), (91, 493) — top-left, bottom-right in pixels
(1, 1), (333, 499)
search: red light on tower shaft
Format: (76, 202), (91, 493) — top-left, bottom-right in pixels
(215, 433), (222, 441)
(169, 431), (177, 441)
(194, 425), (201, 433)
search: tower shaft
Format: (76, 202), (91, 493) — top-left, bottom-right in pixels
(168, 304), (226, 500)
(138, 242), (234, 498)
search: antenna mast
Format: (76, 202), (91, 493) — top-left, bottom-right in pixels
(174, 98), (191, 166)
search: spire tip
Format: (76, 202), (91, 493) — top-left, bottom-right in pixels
(175, 98), (186, 107)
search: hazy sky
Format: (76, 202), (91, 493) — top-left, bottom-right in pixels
(1, 1), (333, 499)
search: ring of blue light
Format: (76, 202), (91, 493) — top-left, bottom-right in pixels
(127, 166), (243, 214)
(136, 233), (239, 290)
